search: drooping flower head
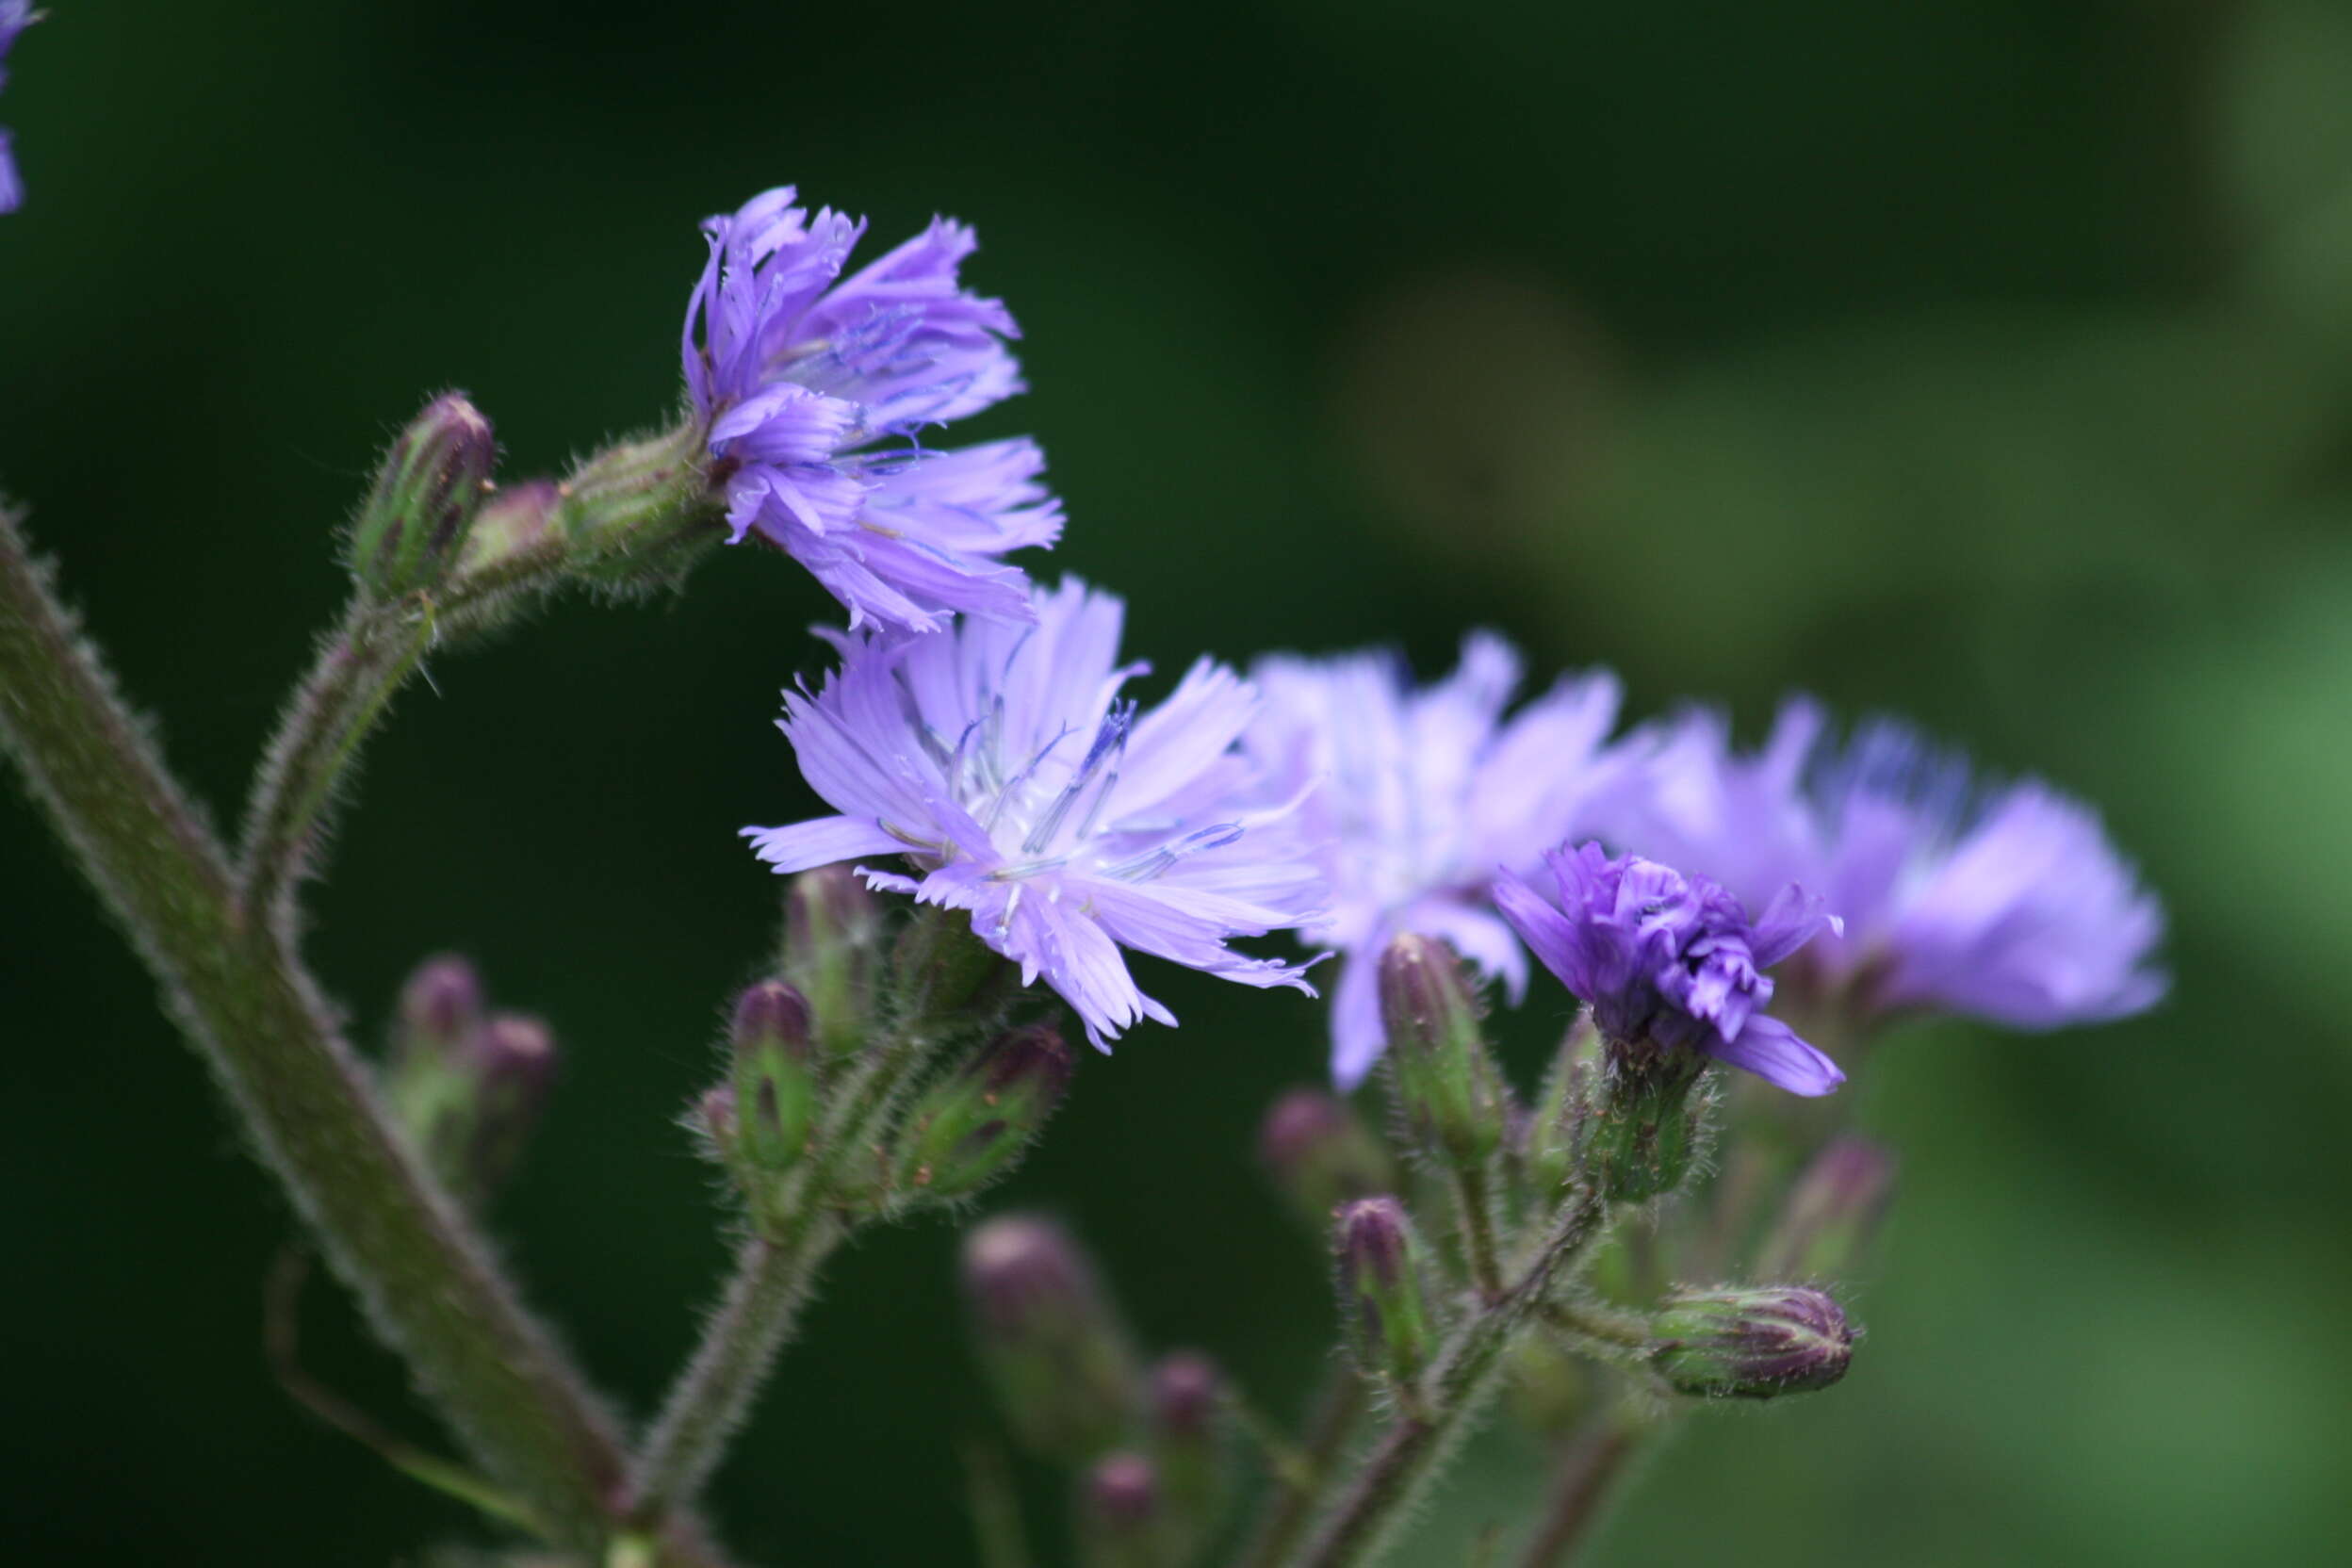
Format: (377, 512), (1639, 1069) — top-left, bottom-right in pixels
(1245, 633), (1632, 1088)
(743, 580), (1327, 1046)
(0, 2), (36, 215)
(1605, 698), (2165, 1032)
(684, 187), (1061, 631)
(1494, 842), (1844, 1096)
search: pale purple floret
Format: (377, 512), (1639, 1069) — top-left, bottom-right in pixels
(683, 187), (1060, 631)
(0, 2), (33, 215)
(1245, 634), (1633, 1089)
(1604, 699), (2165, 1029)
(1494, 843), (1845, 1097)
(743, 580), (1328, 1046)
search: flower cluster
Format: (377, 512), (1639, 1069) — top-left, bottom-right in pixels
(1601, 698), (2165, 1031)
(685, 188), (1060, 632)
(744, 580), (1324, 1046)
(1244, 634), (1631, 1087)
(0, 1), (34, 214)
(723, 181), (2165, 1091)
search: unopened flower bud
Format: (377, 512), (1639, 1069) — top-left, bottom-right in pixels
(1335, 1197), (1438, 1396)
(896, 1024), (1073, 1200)
(1521, 1014), (1599, 1206)
(729, 980), (819, 1173)
(782, 864), (883, 1059)
(460, 1013), (558, 1200)
(454, 478), (562, 580)
(1580, 1034), (1709, 1202)
(1076, 1453), (1169, 1568)
(1148, 1353), (1230, 1549)
(1648, 1285), (1854, 1399)
(350, 393), (496, 600)
(1379, 934), (1509, 1168)
(961, 1216), (1142, 1462)
(394, 955), (482, 1063)
(1756, 1135), (1896, 1282)
(1257, 1088), (1395, 1229)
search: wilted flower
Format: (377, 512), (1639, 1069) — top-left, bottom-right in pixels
(683, 186), (1060, 631)
(1605, 699), (2164, 1030)
(1246, 633), (1629, 1086)
(1495, 842), (1843, 1096)
(743, 580), (1326, 1045)
(0, 2), (36, 214)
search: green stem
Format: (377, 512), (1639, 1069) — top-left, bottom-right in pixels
(1288, 1192), (1610, 1568)
(0, 508), (635, 1544)
(1452, 1166), (1506, 1301)
(627, 1219), (845, 1523)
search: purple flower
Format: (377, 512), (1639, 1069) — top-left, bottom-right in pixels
(1605, 699), (2165, 1030)
(1244, 633), (1632, 1088)
(1494, 842), (1844, 1096)
(0, 2), (34, 215)
(742, 580), (1327, 1046)
(683, 187), (1060, 631)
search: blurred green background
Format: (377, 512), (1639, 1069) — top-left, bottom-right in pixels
(6, 0), (2351, 1562)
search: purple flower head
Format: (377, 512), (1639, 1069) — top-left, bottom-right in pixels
(683, 187), (1060, 631)
(1607, 698), (2165, 1030)
(1245, 633), (1631, 1089)
(0, 2), (36, 215)
(1494, 842), (1845, 1097)
(742, 580), (1328, 1047)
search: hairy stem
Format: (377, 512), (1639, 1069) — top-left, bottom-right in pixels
(1452, 1166), (1506, 1301)
(1289, 1193), (1609, 1568)
(1513, 1418), (1647, 1568)
(0, 510), (633, 1544)
(627, 1219), (845, 1524)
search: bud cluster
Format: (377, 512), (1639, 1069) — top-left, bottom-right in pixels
(959, 1217), (1236, 1557)
(381, 955), (558, 1209)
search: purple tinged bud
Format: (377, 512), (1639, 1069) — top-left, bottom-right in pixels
(1648, 1285), (1854, 1399)
(1077, 1453), (1170, 1568)
(1335, 1197), (1437, 1395)
(462, 1013), (558, 1199)
(454, 479), (562, 580)
(781, 863), (884, 1059)
(1756, 1136), (1896, 1282)
(895, 1024), (1075, 1201)
(961, 1216), (1142, 1463)
(1379, 935), (1509, 1168)
(351, 393), (497, 600)
(1257, 1087), (1396, 1230)
(1148, 1352), (1231, 1548)
(729, 980), (820, 1173)
(396, 955), (482, 1064)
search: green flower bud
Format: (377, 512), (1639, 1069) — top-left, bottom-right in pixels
(381, 957), (555, 1207)
(453, 478), (561, 580)
(729, 980), (819, 1173)
(1755, 1135), (1896, 1282)
(1649, 1285), (1854, 1399)
(1379, 934), (1509, 1168)
(891, 906), (1018, 1032)
(895, 1024), (1074, 1200)
(1580, 1037), (1709, 1201)
(781, 864), (884, 1060)
(1522, 1014), (1600, 1207)
(1335, 1196), (1439, 1397)
(962, 1216), (1142, 1463)
(460, 1013), (558, 1203)
(1256, 1087), (1395, 1230)
(350, 393), (495, 600)
(1076, 1453), (1172, 1568)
